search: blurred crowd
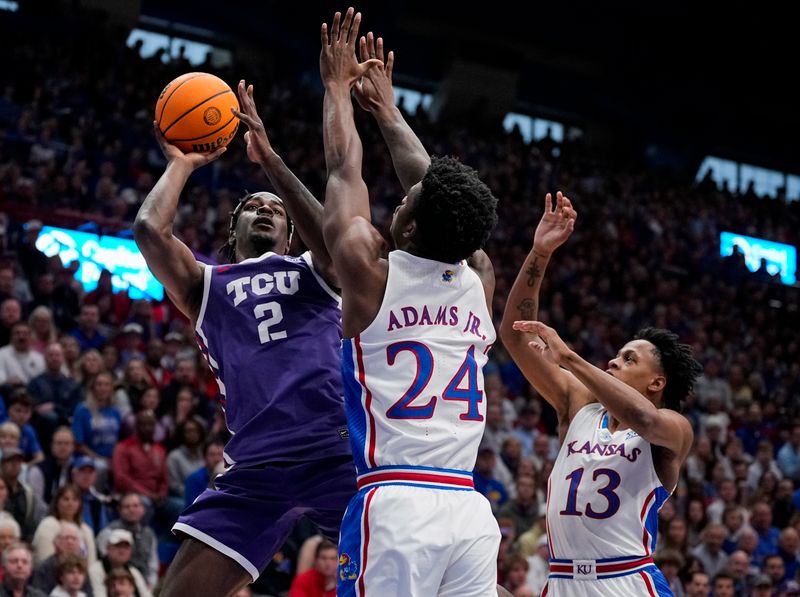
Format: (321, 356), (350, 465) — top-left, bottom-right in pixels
(1, 5), (799, 597)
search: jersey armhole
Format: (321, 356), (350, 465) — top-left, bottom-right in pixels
(300, 252), (342, 307)
(194, 264), (213, 333)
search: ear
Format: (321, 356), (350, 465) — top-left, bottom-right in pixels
(402, 220), (416, 239)
(648, 374), (666, 395)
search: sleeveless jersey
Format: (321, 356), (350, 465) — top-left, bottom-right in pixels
(546, 403), (671, 560)
(342, 250), (496, 480)
(195, 251), (349, 466)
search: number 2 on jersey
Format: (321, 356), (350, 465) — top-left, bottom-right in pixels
(254, 301), (286, 343)
(385, 341), (483, 421)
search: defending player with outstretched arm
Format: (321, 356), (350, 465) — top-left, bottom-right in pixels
(501, 196), (702, 597)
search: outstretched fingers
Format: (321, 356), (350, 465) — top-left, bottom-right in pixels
(348, 11), (363, 45)
(385, 50), (394, 79)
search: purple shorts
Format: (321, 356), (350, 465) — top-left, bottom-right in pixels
(173, 455), (356, 580)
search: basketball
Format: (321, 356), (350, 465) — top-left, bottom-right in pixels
(155, 72), (239, 154)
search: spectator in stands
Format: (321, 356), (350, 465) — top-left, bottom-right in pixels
(778, 424), (800, 483)
(707, 478), (746, 525)
(777, 527), (800, 582)
(30, 522), (92, 595)
(183, 440), (224, 507)
(5, 389), (43, 464)
(89, 529), (151, 597)
(70, 457), (111, 534)
(1, 446), (45, 541)
(473, 444), (509, 513)
(120, 388), (166, 444)
(287, 539), (336, 597)
(0, 542), (46, 596)
(764, 553), (788, 586)
(747, 440), (783, 490)
(751, 574), (774, 597)
(27, 427), (74, 504)
(116, 325), (144, 370)
(28, 344), (82, 442)
(159, 386), (203, 445)
(68, 306), (105, 353)
(113, 360), (149, 417)
(26, 307), (57, 356)
(497, 475), (538, 538)
(777, 580), (800, 597)
(165, 419), (204, 501)
(684, 571), (711, 597)
(0, 323), (46, 386)
(726, 549), (756, 595)
(103, 567), (137, 597)
(653, 549), (685, 597)
(143, 339), (170, 388)
(692, 523), (729, 578)
(0, 267), (31, 307)
(510, 402), (544, 458)
(0, 299), (22, 348)
(96, 493), (157, 588)
(57, 338), (80, 379)
(71, 372), (121, 470)
(774, 479), (797, 529)
(710, 571), (736, 597)
(31, 485), (95, 565)
(686, 498), (709, 547)
(46, 553), (88, 597)
(750, 501), (780, 563)
(111, 411), (167, 516)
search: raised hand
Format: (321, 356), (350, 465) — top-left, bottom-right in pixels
(230, 79), (273, 165)
(320, 7), (382, 89)
(353, 32), (395, 114)
(533, 191), (577, 255)
(153, 121), (225, 170)
(512, 320), (572, 366)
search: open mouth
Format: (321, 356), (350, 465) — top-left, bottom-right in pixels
(253, 217), (274, 229)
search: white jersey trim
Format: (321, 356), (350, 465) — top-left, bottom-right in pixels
(172, 522), (259, 581)
(300, 251), (342, 306)
(194, 264), (212, 333)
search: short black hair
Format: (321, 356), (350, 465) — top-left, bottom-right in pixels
(634, 327), (702, 413)
(412, 156), (498, 263)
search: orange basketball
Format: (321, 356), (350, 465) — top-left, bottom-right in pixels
(155, 72), (239, 154)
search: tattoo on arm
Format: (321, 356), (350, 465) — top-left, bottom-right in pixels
(525, 257), (542, 287)
(517, 298), (536, 320)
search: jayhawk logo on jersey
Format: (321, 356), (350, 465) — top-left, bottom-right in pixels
(338, 553), (358, 581)
(441, 269), (455, 282)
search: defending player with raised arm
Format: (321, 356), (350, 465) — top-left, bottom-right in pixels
(502, 198), (702, 597)
(135, 80), (355, 597)
(499, 192), (576, 439)
(321, 8), (501, 596)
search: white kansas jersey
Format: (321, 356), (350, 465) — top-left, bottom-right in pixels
(342, 250), (495, 489)
(546, 403), (671, 562)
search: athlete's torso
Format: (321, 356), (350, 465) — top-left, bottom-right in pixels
(196, 251), (349, 466)
(343, 250), (496, 476)
(546, 403), (671, 560)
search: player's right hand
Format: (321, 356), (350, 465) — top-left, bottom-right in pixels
(533, 191), (577, 255)
(153, 121), (226, 170)
(354, 32), (395, 114)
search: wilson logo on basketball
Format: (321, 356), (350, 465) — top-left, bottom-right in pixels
(203, 107), (222, 126)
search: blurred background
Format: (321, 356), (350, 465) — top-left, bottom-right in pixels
(1, 1), (799, 596)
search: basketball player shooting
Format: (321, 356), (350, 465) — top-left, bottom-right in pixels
(321, 8), (503, 595)
(135, 80), (356, 597)
(500, 194), (702, 596)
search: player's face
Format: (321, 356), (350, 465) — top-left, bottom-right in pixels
(390, 183), (421, 250)
(606, 340), (665, 403)
(235, 193), (290, 258)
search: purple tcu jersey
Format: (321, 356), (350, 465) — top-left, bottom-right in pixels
(195, 251), (348, 466)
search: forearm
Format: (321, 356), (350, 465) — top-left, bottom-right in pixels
(374, 105), (430, 192)
(562, 351), (657, 426)
(134, 160), (192, 237)
(257, 151), (327, 258)
(500, 247), (551, 342)
(323, 84), (370, 222)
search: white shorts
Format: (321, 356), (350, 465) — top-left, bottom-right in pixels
(543, 562), (673, 596)
(337, 483), (500, 597)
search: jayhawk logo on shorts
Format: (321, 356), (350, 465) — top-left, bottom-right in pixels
(339, 553), (359, 581)
(441, 269), (455, 282)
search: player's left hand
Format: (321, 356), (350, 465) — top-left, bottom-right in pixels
(230, 80), (274, 165)
(533, 191), (577, 255)
(320, 7), (383, 89)
(354, 32), (395, 114)
(513, 320), (572, 366)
